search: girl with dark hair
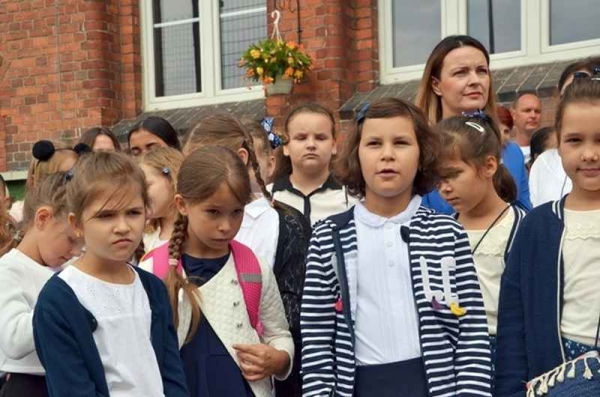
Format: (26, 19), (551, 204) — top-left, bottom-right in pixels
(495, 78), (600, 397)
(301, 97), (492, 397)
(78, 127), (121, 152)
(436, 112), (527, 369)
(528, 126), (557, 169)
(128, 116), (182, 156)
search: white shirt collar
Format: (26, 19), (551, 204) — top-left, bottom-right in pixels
(354, 195), (422, 228)
(244, 196), (273, 221)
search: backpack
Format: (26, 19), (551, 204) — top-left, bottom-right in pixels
(142, 240), (264, 335)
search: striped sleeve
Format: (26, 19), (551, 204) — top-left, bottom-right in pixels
(453, 227), (494, 397)
(300, 225), (338, 397)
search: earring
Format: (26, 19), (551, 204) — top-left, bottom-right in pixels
(75, 231), (82, 238)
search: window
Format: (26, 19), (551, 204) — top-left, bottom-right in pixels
(142, 0), (267, 110)
(379, 0), (600, 84)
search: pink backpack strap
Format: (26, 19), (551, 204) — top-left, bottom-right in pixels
(144, 240), (263, 335)
(142, 242), (182, 280)
(230, 240), (264, 336)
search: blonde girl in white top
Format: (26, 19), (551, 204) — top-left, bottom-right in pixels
(0, 173), (81, 397)
(138, 147), (184, 252)
(436, 111), (526, 359)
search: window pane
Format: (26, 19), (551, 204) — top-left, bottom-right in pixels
(467, 0), (521, 54)
(219, 1), (267, 90)
(152, 0), (201, 97)
(550, 0), (600, 46)
(392, 0), (441, 67)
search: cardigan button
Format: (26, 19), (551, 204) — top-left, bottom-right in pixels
(231, 279), (238, 285)
(237, 322), (243, 328)
(233, 301), (240, 307)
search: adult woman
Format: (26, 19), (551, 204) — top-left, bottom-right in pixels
(127, 116), (182, 156)
(415, 35), (531, 213)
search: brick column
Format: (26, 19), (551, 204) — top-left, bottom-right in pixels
(265, 0), (379, 132)
(0, 0), (141, 171)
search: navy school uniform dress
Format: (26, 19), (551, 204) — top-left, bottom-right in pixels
(179, 253), (255, 397)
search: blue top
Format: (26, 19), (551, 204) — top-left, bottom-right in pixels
(180, 253), (255, 397)
(33, 266), (189, 397)
(494, 198), (569, 397)
(423, 141), (532, 214)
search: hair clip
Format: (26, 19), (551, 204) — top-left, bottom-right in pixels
(73, 143), (92, 156)
(356, 102), (370, 123)
(261, 117), (283, 149)
(161, 167), (170, 175)
(168, 258), (179, 267)
(461, 109), (488, 120)
(573, 71), (591, 80)
(65, 169), (74, 181)
(32, 140), (56, 161)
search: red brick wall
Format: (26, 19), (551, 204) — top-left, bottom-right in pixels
(265, 0), (378, 131)
(0, 0), (142, 171)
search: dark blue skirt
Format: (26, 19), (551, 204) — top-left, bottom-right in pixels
(354, 358), (428, 397)
(180, 318), (255, 397)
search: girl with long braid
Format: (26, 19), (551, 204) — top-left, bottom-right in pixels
(140, 146), (294, 397)
(181, 113), (311, 397)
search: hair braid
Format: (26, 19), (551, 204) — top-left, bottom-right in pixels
(165, 213), (200, 344)
(168, 213), (188, 260)
(241, 132), (278, 207)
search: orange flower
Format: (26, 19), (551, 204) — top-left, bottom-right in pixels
(286, 41), (297, 50)
(294, 70), (303, 79)
(263, 76), (274, 84)
(284, 67), (294, 78)
(245, 69), (255, 77)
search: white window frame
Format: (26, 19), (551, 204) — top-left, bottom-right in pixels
(140, 0), (265, 111)
(379, 0), (600, 85)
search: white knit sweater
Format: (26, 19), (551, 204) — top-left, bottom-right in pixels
(0, 249), (54, 375)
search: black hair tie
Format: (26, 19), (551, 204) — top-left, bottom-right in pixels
(32, 140), (56, 161)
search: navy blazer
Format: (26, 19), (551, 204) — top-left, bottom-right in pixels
(495, 197), (569, 397)
(33, 266), (189, 397)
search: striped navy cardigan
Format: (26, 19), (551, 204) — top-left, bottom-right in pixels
(300, 205), (492, 397)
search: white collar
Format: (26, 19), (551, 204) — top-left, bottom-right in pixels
(244, 196), (273, 220)
(354, 195), (422, 228)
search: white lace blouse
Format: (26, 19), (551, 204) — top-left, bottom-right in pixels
(561, 209), (600, 346)
(466, 209), (515, 336)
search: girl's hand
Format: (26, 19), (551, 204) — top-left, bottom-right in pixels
(232, 343), (290, 381)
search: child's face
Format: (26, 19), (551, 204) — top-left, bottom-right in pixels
(437, 157), (492, 214)
(93, 135), (116, 152)
(359, 116), (420, 202)
(559, 103), (600, 194)
(141, 164), (174, 220)
(72, 186), (146, 265)
(175, 182), (244, 258)
(37, 211), (81, 268)
(284, 113), (336, 176)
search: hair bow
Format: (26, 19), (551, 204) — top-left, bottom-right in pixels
(261, 117), (282, 149)
(356, 102), (370, 123)
(461, 109), (488, 120)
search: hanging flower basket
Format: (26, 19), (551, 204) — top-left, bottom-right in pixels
(238, 11), (312, 95)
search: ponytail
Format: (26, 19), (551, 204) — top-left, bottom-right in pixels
(165, 213), (201, 344)
(493, 164), (517, 203)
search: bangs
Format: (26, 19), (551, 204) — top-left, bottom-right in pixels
(83, 179), (145, 221)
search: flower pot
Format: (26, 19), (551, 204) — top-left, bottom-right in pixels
(265, 77), (293, 96)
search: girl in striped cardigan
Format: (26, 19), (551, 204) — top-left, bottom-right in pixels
(300, 98), (492, 397)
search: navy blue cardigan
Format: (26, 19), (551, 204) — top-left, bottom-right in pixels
(33, 266), (189, 397)
(495, 197), (569, 397)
